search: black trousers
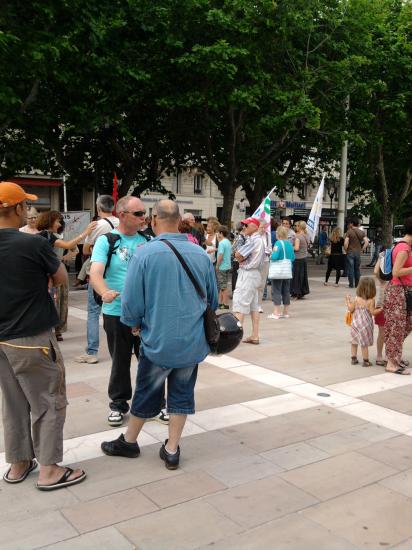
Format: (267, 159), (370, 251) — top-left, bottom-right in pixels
(103, 314), (140, 413)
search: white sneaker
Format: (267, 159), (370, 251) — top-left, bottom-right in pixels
(267, 313), (282, 319)
(151, 409), (170, 424)
(74, 354), (99, 364)
(258, 307), (264, 313)
(108, 410), (124, 427)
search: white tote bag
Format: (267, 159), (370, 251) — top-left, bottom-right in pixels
(268, 240), (292, 280)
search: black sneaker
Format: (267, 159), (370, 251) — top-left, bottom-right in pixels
(101, 433), (140, 458)
(159, 440), (180, 470)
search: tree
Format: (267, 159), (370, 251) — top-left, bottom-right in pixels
(347, 0), (412, 246)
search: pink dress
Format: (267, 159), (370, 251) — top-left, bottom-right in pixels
(351, 306), (374, 347)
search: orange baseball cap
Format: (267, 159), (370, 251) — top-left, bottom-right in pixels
(0, 181), (38, 208)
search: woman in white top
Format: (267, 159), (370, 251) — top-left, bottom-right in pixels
(205, 217), (219, 264)
(19, 206), (39, 234)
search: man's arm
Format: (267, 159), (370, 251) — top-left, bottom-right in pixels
(50, 263), (68, 287)
(89, 262), (119, 303)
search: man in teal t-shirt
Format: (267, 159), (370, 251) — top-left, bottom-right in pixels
(216, 225), (232, 309)
(90, 196), (149, 427)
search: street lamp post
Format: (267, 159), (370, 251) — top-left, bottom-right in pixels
(326, 180), (337, 229)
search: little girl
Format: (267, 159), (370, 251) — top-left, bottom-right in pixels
(346, 276), (382, 367)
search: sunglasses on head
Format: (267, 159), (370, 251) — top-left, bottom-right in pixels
(123, 210), (146, 217)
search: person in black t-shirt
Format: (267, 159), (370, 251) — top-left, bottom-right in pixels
(0, 182), (86, 491)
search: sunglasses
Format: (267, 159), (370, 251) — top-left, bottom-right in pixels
(123, 210), (146, 217)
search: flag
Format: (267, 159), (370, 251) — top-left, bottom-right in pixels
(112, 172), (118, 211)
(252, 186), (275, 247)
(307, 175), (325, 242)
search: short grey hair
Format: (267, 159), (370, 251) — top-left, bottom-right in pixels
(153, 199), (180, 221)
(96, 195), (115, 213)
(116, 196), (134, 213)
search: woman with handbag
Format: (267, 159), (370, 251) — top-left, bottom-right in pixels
(291, 220), (310, 300)
(268, 225), (295, 319)
(383, 217), (412, 375)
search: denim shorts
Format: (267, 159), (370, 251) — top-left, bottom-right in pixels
(130, 353), (198, 418)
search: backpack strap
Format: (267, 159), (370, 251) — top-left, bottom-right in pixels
(103, 218), (115, 229)
(102, 233), (121, 279)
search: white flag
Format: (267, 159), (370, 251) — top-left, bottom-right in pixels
(307, 175), (325, 242)
(252, 186), (275, 246)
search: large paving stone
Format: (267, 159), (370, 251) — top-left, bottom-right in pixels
(362, 389), (412, 413)
(204, 454), (284, 487)
(303, 484), (412, 548)
(61, 487), (158, 533)
(205, 474), (318, 529)
(139, 470), (226, 507)
(307, 422), (397, 455)
(260, 441), (330, 470)
(0, 510), (78, 550)
(280, 451), (397, 501)
(117, 500), (241, 550)
(41, 526), (134, 550)
(197, 512), (358, 549)
(380, 467), (412, 499)
(357, 435), (412, 471)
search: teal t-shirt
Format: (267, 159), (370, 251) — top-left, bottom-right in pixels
(217, 238), (232, 271)
(91, 230), (147, 316)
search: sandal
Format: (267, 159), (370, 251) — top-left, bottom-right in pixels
(351, 357), (359, 365)
(36, 467), (86, 491)
(386, 366), (411, 376)
(3, 459), (38, 484)
(243, 337), (259, 345)
(400, 360), (410, 368)
(376, 359), (387, 366)
(362, 360), (373, 367)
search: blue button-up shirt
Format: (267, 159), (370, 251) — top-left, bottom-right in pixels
(121, 233), (218, 368)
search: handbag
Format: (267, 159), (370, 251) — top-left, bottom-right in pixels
(268, 240), (292, 280)
(345, 310), (353, 326)
(324, 245), (331, 257)
(403, 286), (412, 313)
(161, 239), (220, 350)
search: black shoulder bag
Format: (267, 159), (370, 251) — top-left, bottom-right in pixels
(161, 239), (220, 351)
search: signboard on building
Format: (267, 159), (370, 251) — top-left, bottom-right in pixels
(61, 211), (91, 242)
(270, 200), (306, 209)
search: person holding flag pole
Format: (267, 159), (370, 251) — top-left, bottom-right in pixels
(252, 189), (275, 312)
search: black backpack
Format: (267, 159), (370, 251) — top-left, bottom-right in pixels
(92, 231), (151, 306)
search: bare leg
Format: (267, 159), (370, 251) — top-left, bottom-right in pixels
(124, 414), (146, 443)
(361, 346), (369, 361)
(351, 343), (358, 359)
(235, 312), (245, 324)
(273, 305), (281, 316)
(283, 305), (289, 316)
(377, 326), (385, 360)
(166, 414), (187, 453)
(222, 288), (229, 306)
(251, 311), (260, 340)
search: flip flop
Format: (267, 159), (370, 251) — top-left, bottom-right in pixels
(376, 360), (387, 366)
(400, 360), (410, 368)
(3, 459), (38, 484)
(243, 337), (259, 345)
(36, 467), (86, 491)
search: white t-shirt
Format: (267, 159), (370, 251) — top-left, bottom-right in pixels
(85, 216), (119, 246)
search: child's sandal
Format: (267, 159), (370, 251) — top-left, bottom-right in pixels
(351, 357), (359, 365)
(362, 359), (372, 367)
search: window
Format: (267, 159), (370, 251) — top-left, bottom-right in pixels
(172, 171), (180, 195)
(194, 174), (203, 194)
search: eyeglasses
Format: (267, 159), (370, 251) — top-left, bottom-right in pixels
(27, 217), (37, 220)
(122, 210), (146, 217)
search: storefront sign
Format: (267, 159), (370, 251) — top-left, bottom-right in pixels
(271, 200), (306, 209)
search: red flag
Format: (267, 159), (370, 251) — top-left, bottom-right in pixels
(112, 172), (118, 212)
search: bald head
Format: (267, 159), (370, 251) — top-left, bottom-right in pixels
(152, 199), (181, 235)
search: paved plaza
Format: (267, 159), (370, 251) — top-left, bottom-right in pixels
(2, 261), (412, 549)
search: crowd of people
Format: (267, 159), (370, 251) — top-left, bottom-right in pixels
(1, 179), (411, 493)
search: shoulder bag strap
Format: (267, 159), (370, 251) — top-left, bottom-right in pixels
(103, 218), (115, 229)
(161, 239), (206, 301)
(280, 240), (286, 259)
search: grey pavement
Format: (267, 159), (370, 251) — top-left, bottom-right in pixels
(1, 259), (412, 549)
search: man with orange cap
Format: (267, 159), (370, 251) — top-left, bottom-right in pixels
(0, 182), (86, 490)
(232, 217), (265, 344)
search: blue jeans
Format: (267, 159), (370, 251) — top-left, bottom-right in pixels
(86, 282), (101, 355)
(131, 352), (198, 418)
(346, 252), (361, 288)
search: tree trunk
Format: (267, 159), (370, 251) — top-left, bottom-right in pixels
(221, 184), (236, 227)
(377, 146), (393, 248)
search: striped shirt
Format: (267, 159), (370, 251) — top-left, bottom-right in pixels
(238, 232), (265, 270)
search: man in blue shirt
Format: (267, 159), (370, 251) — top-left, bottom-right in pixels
(101, 199), (218, 470)
(90, 196), (149, 427)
